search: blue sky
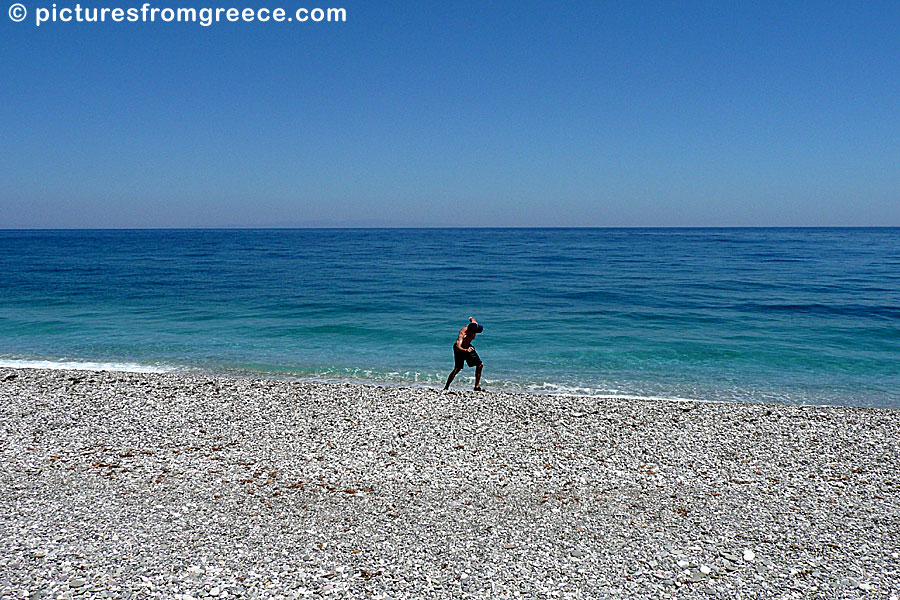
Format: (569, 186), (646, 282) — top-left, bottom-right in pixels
(1, 1), (898, 227)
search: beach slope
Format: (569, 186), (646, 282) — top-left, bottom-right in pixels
(1, 368), (898, 598)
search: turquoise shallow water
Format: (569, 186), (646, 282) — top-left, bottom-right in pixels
(1, 228), (898, 407)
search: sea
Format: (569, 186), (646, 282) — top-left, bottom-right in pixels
(1, 228), (898, 408)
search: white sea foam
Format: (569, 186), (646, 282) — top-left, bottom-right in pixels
(285, 369), (708, 404)
(0, 359), (834, 407)
(515, 382), (701, 402)
(0, 358), (177, 374)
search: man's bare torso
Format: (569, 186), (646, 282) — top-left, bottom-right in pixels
(456, 327), (476, 349)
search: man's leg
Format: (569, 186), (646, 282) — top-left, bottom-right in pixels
(474, 362), (483, 390)
(444, 368), (461, 390)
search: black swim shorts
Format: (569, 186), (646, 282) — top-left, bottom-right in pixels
(453, 344), (481, 369)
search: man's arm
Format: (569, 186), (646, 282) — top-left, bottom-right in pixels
(454, 328), (467, 351)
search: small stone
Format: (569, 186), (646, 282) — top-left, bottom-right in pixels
(720, 551), (739, 562)
(858, 583), (874, 591)
(684, 570), (706, 583)
(699, 565), (712, 575)
(70, 578), (86, 588)
(743, 549), (755, 561)
(676, 559), (689, 568)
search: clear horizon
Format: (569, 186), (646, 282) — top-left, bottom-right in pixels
(4, 225), (900, 231)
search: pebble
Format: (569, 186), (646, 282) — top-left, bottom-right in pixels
(721, 551), (740, 562)
(1, 367), (898, 599)
(684, 570), (706, 583)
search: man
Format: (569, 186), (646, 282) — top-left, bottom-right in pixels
(444, 316), (485, 391)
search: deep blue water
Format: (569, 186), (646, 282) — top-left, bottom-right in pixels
(1, 228), (898, 407)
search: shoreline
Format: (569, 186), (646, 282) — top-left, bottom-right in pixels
(2, 367), (899, 598)
(0, 360), (886, 410)
(0, 360), (715, 407)
(0, 361), (708, 405)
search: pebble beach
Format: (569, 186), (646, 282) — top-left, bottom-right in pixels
(1, 367), (899, 599)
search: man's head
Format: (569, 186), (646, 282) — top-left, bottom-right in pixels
(466, 323), (484, 334)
